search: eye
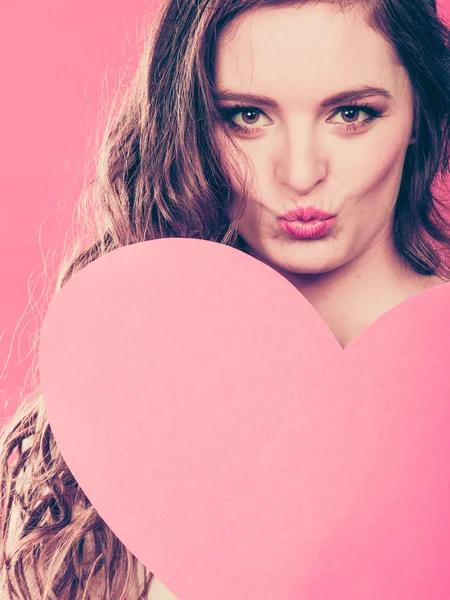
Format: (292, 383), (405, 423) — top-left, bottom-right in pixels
(217, 105), (271, 135)
(333, 107), (367, 123)
(217, 102), (384, 136)
(326, 104), (384, 131)
(229, 107), (269, 128)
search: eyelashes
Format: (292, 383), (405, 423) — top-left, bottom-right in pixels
(217, 102), (384, 136)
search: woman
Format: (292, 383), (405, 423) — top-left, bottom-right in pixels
(1, 0), (449, 598)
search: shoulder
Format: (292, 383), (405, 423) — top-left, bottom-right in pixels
(147, 577), (179, 600)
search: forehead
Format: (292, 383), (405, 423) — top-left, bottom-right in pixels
(214, 4), (409, 105)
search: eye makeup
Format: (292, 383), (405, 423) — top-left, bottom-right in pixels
(216, 101), (385, 136)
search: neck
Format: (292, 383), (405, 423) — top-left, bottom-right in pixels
(254, 241), (443, 349)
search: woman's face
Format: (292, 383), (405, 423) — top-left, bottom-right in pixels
(213, 2), (416, 276)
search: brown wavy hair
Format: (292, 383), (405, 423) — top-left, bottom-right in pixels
(1, 0), (450, 598)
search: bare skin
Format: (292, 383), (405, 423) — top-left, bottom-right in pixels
(147, 3), (445, 598)
(248, 234), (445, 349)
(213, 3), (447, 348)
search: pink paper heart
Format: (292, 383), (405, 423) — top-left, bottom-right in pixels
(39, 238), (450, 600)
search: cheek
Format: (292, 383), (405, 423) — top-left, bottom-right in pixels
(215, 139), (259, 202)
(330, 128), (410, 196)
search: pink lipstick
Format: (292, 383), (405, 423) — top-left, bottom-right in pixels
(278, 206), (336, 240)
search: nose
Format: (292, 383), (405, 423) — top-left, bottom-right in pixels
(276, 123), (327, 195)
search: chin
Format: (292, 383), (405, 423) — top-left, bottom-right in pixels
(283, 262), (338, 276)
(239, 232), (345, 274)
(260, 249), (341, 277)
(272, 241), (343, 273)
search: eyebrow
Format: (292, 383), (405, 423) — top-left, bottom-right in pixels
(213, 85), (394, 108)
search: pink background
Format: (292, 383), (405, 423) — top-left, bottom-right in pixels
(1, 0), (450, 424)
(0, 0), (153, 423)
